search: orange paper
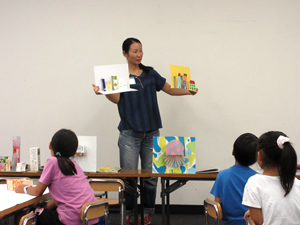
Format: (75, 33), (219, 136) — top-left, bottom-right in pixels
(6, 179), (33, 191)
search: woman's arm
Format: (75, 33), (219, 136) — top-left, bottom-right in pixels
(92, 84), (120, 104)
(105, 93), (120, 104)
(244, 207), (263, 225)
(162, 82), (198, 96)
(15, 182), (47, 196)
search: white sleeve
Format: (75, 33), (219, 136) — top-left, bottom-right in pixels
(242, 178), (262, 208)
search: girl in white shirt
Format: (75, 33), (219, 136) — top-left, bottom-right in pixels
(242, 131), (300, 225)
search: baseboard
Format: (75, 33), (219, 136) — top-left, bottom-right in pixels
(110, 204), (205, 215)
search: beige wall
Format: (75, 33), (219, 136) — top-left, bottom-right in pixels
(1, 0), (299, 204)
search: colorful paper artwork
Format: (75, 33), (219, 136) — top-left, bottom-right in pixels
(7, 179), (33, 191)
(94, 63), (137, 95)
(170, 64), (197, 91)
(152, 136), (196, 174)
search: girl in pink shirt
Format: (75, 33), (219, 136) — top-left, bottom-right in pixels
(16, 129), (99, 225)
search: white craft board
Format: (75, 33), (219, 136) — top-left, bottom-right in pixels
(94, 63), (137, 94)
(72, 136), (97, 172)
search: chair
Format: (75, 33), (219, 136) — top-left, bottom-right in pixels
(204, 198), (255, 225)
(18, 211), (37, 225)
(0, 177), (31, 184)
(204, 198), (223, 225)
(81, 199), (109, 225)
(88, 178), (125, 225)
(246, 216), (256, 225)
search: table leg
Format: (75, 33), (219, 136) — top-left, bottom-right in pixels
(133, 178), (138, 225)
(140, 177), (144, 225)
(166, 180), (170, 225)
(161, 178), (166, 225)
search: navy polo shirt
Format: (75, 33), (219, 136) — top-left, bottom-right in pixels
(117, 69), (166, 132)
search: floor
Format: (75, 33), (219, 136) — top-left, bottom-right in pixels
(0, 212), (208, 225)
(109, 212), (207, 225)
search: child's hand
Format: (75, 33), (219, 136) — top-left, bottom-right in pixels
(15, 184), (26, 193)
(244, 210), (250, 220)
(92, 84), (102, 95)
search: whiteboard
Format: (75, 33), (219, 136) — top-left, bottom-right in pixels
(72, 136), (97, 172)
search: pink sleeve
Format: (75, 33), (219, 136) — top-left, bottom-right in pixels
(39, 158), (55, 186)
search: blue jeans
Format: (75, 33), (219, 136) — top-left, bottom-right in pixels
(118, 129), (159, 216)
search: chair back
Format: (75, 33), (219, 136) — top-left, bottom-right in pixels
(19, 211), (36, 225)
(81, 199), (109, 225)
(88, 178), (125, 225)
(89, 178), (125, 192)
(204, 198), (223, 225)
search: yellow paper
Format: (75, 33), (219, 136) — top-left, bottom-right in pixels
(170, 64), (191, 88)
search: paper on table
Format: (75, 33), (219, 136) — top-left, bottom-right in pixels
(0, 184), (49, 211)
(97, 166), (121, 173)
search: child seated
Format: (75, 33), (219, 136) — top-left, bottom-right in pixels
(243, 131), (300, 225)
(210, 133), (258, 225)
(16, 129), (99, 225)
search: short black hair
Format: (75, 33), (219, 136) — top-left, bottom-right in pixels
(233, 133), (258, 167)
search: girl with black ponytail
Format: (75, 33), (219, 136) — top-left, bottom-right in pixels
(50, 129), (78, 176)
(16, 129), (98, 225)
(242, 131), (300, 225)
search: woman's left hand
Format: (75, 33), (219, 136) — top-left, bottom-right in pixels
(189, 88), (198, 95)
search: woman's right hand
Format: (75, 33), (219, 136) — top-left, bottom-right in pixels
(92, 84), (120, 103)
(92, 84), (101, 95)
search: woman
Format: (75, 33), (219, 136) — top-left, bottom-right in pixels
(93, 37), (197, 224)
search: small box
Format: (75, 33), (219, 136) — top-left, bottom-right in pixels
(0, 156), (9, 171)
(106, 81), (112, 91)
(16, 162), (26, 171)
(13, 136), (21, 163)
(76, 145), (85, 157)
(30, 147), (40, 171)
(118, 79), (127, 90)
(5, 157), (11, 171)
(101, 78), (106, 91)
(112, 75), (118, 90)
(7, 179), (33, 191)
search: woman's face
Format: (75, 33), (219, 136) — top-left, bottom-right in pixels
(124, 42), (143, 66)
